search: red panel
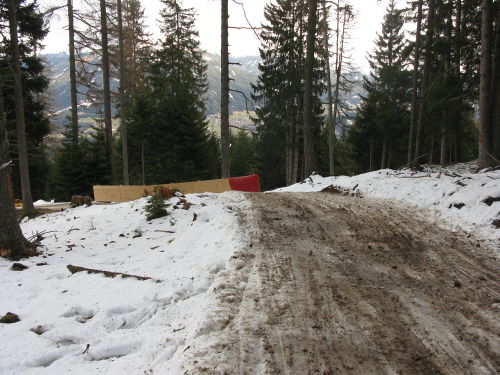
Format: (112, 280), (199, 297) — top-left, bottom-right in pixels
(228, 174), (261, 192)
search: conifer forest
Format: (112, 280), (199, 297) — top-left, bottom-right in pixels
(1, 2), (500, 370)
(0, 0), (498, 207)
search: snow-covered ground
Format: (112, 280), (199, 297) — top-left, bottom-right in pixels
(1, 162), (498, 374)
(0, 192), (251, 374)
(275, 162), (500, 248)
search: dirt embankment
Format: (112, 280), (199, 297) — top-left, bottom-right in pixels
(185, 192), (500, 375)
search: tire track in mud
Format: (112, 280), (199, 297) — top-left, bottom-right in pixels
(184, 192), (500, 375)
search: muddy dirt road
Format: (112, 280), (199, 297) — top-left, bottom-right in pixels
(187, 192), (500, 375)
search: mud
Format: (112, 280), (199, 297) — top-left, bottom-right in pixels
(186, 192), (500, 375)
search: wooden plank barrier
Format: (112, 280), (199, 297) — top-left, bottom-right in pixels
(93, 174), (260, 202)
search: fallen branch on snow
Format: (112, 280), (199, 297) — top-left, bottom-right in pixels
(67, 265), (160, 282)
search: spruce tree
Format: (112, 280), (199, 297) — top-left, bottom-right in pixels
(0, 0), (50, 202)
(350, 0), (411, 171)
(253, 0), (325, 189)
(51, 118), (111, 201)
(127, 0), (217, 184)
(230, 130), (256, 177)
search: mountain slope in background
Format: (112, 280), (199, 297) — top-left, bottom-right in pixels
(43, 52), (364, 135)
(43, 52), (260, 127)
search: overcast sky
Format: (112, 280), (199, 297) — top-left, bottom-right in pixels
(41, 0), (393, 72)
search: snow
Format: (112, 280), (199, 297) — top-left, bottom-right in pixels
(33, 200), (55, 206)
(274, 162), (500, 248)
(2, 162), (498, 374)
(50, 106), (71, 116)
(1, 192), (251, 374)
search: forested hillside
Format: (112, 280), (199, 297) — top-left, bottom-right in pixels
(0, 0), (497, 217)
(44, 52), (260, 125)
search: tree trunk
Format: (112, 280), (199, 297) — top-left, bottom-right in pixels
(415, 0), (435, 164)
(453, 0), (462, 163)
(440, 126), (447, 166)
(0, 82), (31, 259)
(369, 137), (374, 172)
(293, 14), (304, 184)
(387, 143), (392, 169)
(303, 0), (318, 177)
(323, 2), (335, 176)
(117, 0), (129, 184)
(292, 96), (301, 184)
(220, 0), (230, 178)
(408, 0), (423, 166)
(429, 132), (434, 164)
(141, 139), (145, 185)
(490, 2), (500, 162)
(440, 0), (453, 167)
(100, 0), (115, 181)
(286, 106), (297, 186)
(478, 0), (493, 169)
(68, 0), (79, 145)
(286, 114), (291, 185)
(381, 138), (387, 169)
(331, 1), (348, 176)
(8, 0), (34, 216)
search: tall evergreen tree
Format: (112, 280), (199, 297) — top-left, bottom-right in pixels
(409, 0), (479, 166)
(322, 0), (356, 176)
(126, 0), (217, 184)
(0, 0), (50, 205)
(230, 130), (256, 177)
(253, 0), (325, 189)
(407, 0), (423, 166)
(116, 0), (150, 184)
(479, 0), (500, 168)
(349, 0), (411, 171)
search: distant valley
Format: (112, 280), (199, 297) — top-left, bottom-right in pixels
(42, 52), (363, 135)
(43, 52), (260, 131)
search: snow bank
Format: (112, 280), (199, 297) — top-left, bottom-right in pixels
(274, 162), (499, 246)
(1, 192), (250, 374)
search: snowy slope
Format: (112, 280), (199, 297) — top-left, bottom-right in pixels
(0, 192), (251, 375)
(274, 162), (500, 247)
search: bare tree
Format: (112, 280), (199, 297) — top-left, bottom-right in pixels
(68, 0), (79, 144)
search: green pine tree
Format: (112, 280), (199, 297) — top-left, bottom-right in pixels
(51, 116), (111, 201)
(349, 0), (411, 171)
(127, 0), (218, 185)
(230, 130), (256, 177)
(50, 121), (86, 201)
(0, 0), (51, 200)
(144, 188), (168, 221)
(252, 0), (325, 190)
